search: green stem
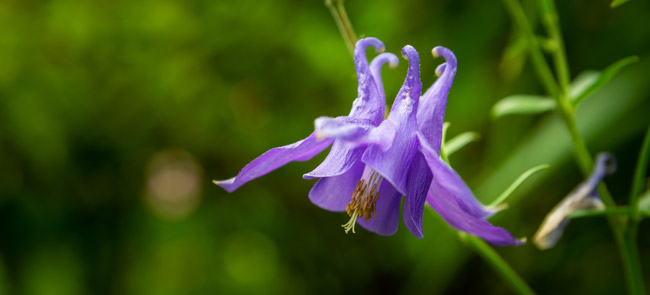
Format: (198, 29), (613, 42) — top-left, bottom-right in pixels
(426, 207), (535, 295)
(630, 123), (650, 221)
(563, 112), (594, 176)
(538, 0), (571, 95)
(502, 0), (645, 293)
(440, 122), (451, 164)
(463, 235), (536, 295)
(501, 0), (560, 100)
(624, 122), (650, 294)
(325, 0), (357, 56)
(439, 135), (535, 293)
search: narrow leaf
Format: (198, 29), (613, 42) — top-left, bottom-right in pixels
(488, 164), (550, 208)
(571, 56), (639, 106)
(491, 95), (555, 118)
(568, 71), (599, 99)
(611, 0), (630, 8)
(446, 131), (480, 156)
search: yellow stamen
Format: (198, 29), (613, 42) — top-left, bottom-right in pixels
(342, 210), (359, 234)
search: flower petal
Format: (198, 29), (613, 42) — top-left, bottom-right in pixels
(533, 153), (615, 249)
(303, 141), (365, 179)
(427, 181), (522, 246)
(308, 160), (365, 211)
(357, 181), (403, 236)
(314, 116), (376, 141)
(417, 46), (457, 153)
(349, 37), (387, 124)
(362, 45), (422, 195)
(418, 133), (519, 246)
(418, 133), (494, 219)
(215, 132), (333, 192)
(403, 153), (432, 238)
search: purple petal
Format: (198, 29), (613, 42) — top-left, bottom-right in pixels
(357, 181), (403, 236)
(304, 38), (391, 180)
(303, 141), (365, 179)
(418, 133), (493, 219)
(417, 133), (519, 246)
(427, 182), (522, 246)
(357, 121), (395, 151)
(584, 153), (617, 190)
(348, 38), (387, 125)
(403, 153), (432, 238)
(308, 160), (365, 211)
(417, 46), (457, 152)
(215, 132), (333, 192)
(314, 116), (376, 141)
(370, 52), (399, 103)
(362, 45), (422, 195)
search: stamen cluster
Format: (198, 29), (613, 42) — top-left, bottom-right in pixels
(345, 173), (381, 221)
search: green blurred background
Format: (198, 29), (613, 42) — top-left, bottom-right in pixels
(0, 0), (649, 294)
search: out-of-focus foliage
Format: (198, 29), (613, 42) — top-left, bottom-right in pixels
(0, 0), (649, 294)
(491, 55), (638, 118)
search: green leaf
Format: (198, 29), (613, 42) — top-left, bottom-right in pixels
(571, 56), (639, 106)
(488, 164), (550, 208)
(446, 131), (481, 156)
(491, 95), (555, 118)
(611, 0), (630, 8)
(568, 71), (599, 99)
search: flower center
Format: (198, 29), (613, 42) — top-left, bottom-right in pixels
(342, 166), (383, 234)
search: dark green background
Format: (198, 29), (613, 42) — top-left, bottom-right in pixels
(0, 0), (649, 294)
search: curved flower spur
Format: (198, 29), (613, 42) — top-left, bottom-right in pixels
(215, 38), (415, 235)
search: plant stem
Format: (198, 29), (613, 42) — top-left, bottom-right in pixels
(325, 0), (357, 55)
(538, 0), (571, 95)
(426, 207), (535, 295)
(630, 123), (650, 221)
(440, 122), (451, 164)
(502, 0), (645, 293)
(501, 0), (560, 100)
(440, 136), (535, 293)
(462, 234), (536, 295)
(623, 122), (650, 294)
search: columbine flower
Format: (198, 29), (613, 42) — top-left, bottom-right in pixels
(215, 38), (423, 236)
(404, 46), (522, 246)
(216, 39), (521, 244)
(533, 153), (616, 250)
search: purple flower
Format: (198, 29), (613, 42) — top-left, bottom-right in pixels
(405, 47), (522, 246)
(215, 38), (521, 245)
(215, 38), (422, 236)
(533, 153), (615, 249)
